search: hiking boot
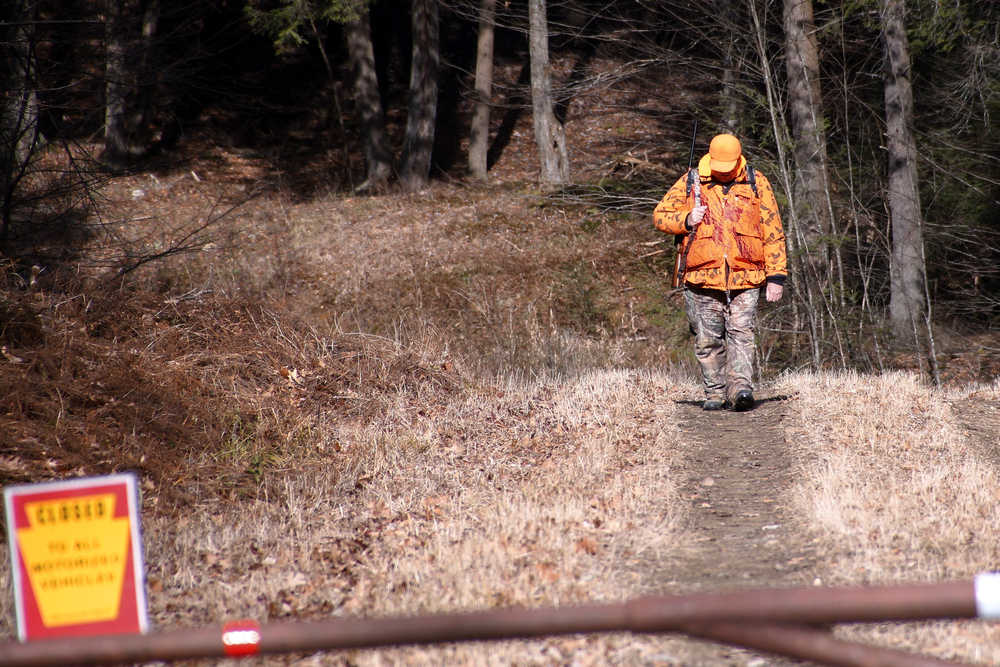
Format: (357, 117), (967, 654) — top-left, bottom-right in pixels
(732, 389), (754, 412)
(702, 397), (726, 411)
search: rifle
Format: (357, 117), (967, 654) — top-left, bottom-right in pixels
(671, 120), (700, 289)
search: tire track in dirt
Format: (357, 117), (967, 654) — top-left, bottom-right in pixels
(645, 391), (823, 665)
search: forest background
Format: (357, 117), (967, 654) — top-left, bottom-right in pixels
(1, 0), (1000, 663)
(3, 0), (1000, 378)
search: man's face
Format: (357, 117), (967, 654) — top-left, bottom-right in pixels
(711, 165), (739, 183)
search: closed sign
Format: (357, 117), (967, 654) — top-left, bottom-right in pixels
(4, 473), (148, 640)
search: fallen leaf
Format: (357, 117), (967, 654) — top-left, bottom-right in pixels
(536, 562), (560, 582)
(575, 537), (599, 555)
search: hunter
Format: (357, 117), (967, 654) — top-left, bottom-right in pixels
(654, 133), (787, 411)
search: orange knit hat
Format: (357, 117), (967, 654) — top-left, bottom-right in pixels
(708, 134), (742, 172)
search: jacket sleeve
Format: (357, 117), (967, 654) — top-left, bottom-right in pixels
(756, 171), (787, 283)
(653, 173), (691, 236)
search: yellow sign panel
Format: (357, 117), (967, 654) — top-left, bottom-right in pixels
(17, 493), (131, 627)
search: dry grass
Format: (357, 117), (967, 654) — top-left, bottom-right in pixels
(138, 368), (693, 664)
(265, 182), (671, 378)
(777, 371), (1000, 663)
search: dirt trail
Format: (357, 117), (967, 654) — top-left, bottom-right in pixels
(669, 393), (818, 589)
(646, 391), (824, 664)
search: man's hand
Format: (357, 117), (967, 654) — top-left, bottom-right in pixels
(765, 281), (783, 302)
(687, 205), (708, 229)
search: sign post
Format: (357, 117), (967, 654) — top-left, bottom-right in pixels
(4, 473), (148, 641)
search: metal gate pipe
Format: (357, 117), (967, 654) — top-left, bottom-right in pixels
(683, 622), (969, 667)
(258, 601), (632, 654)
(0, 577), (991, 666)
(625, 579), (977, 629)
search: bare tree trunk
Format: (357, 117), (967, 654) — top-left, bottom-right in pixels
(881, 0), (927, 341)
(784, 0), (834, 284)
(346, 6), (392, 191)
(528, 0), (569, 187)
(749, 0), (831, 368)
(1, 0), (40, 249)
(718, 0), (742, 132)
(134, 0), (160, 144)
(401, 0), (440, 191)
(469, 0), (495, 181)
(103, 0), (160, 167)
(104, 0), (131, 169)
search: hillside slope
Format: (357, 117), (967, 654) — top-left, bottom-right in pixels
(2, 55), (1000, 665)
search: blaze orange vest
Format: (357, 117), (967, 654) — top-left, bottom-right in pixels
(653, 154), (787, 291)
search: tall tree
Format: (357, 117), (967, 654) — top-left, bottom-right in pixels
(783, 0), (835, 282)
(135, 0), (160, 143)
(527, 0), (569, 186)
(103, 0), (160, 169)
(103, 0), (131, 169)
(345, 3), (392, 191)
(880, 0), (927, 341)
(718, 0), (743, 132)
(1, 0), (40, 250)
(400, 0), (440, 191)
(468, 0), (495, 181)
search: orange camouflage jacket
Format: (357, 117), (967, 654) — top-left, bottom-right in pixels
(654, 154), (787, 291)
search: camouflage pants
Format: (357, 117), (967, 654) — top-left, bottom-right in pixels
(684, 286), (759, 401)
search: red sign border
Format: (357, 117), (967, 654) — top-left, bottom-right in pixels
(3, 472), (149, 641)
